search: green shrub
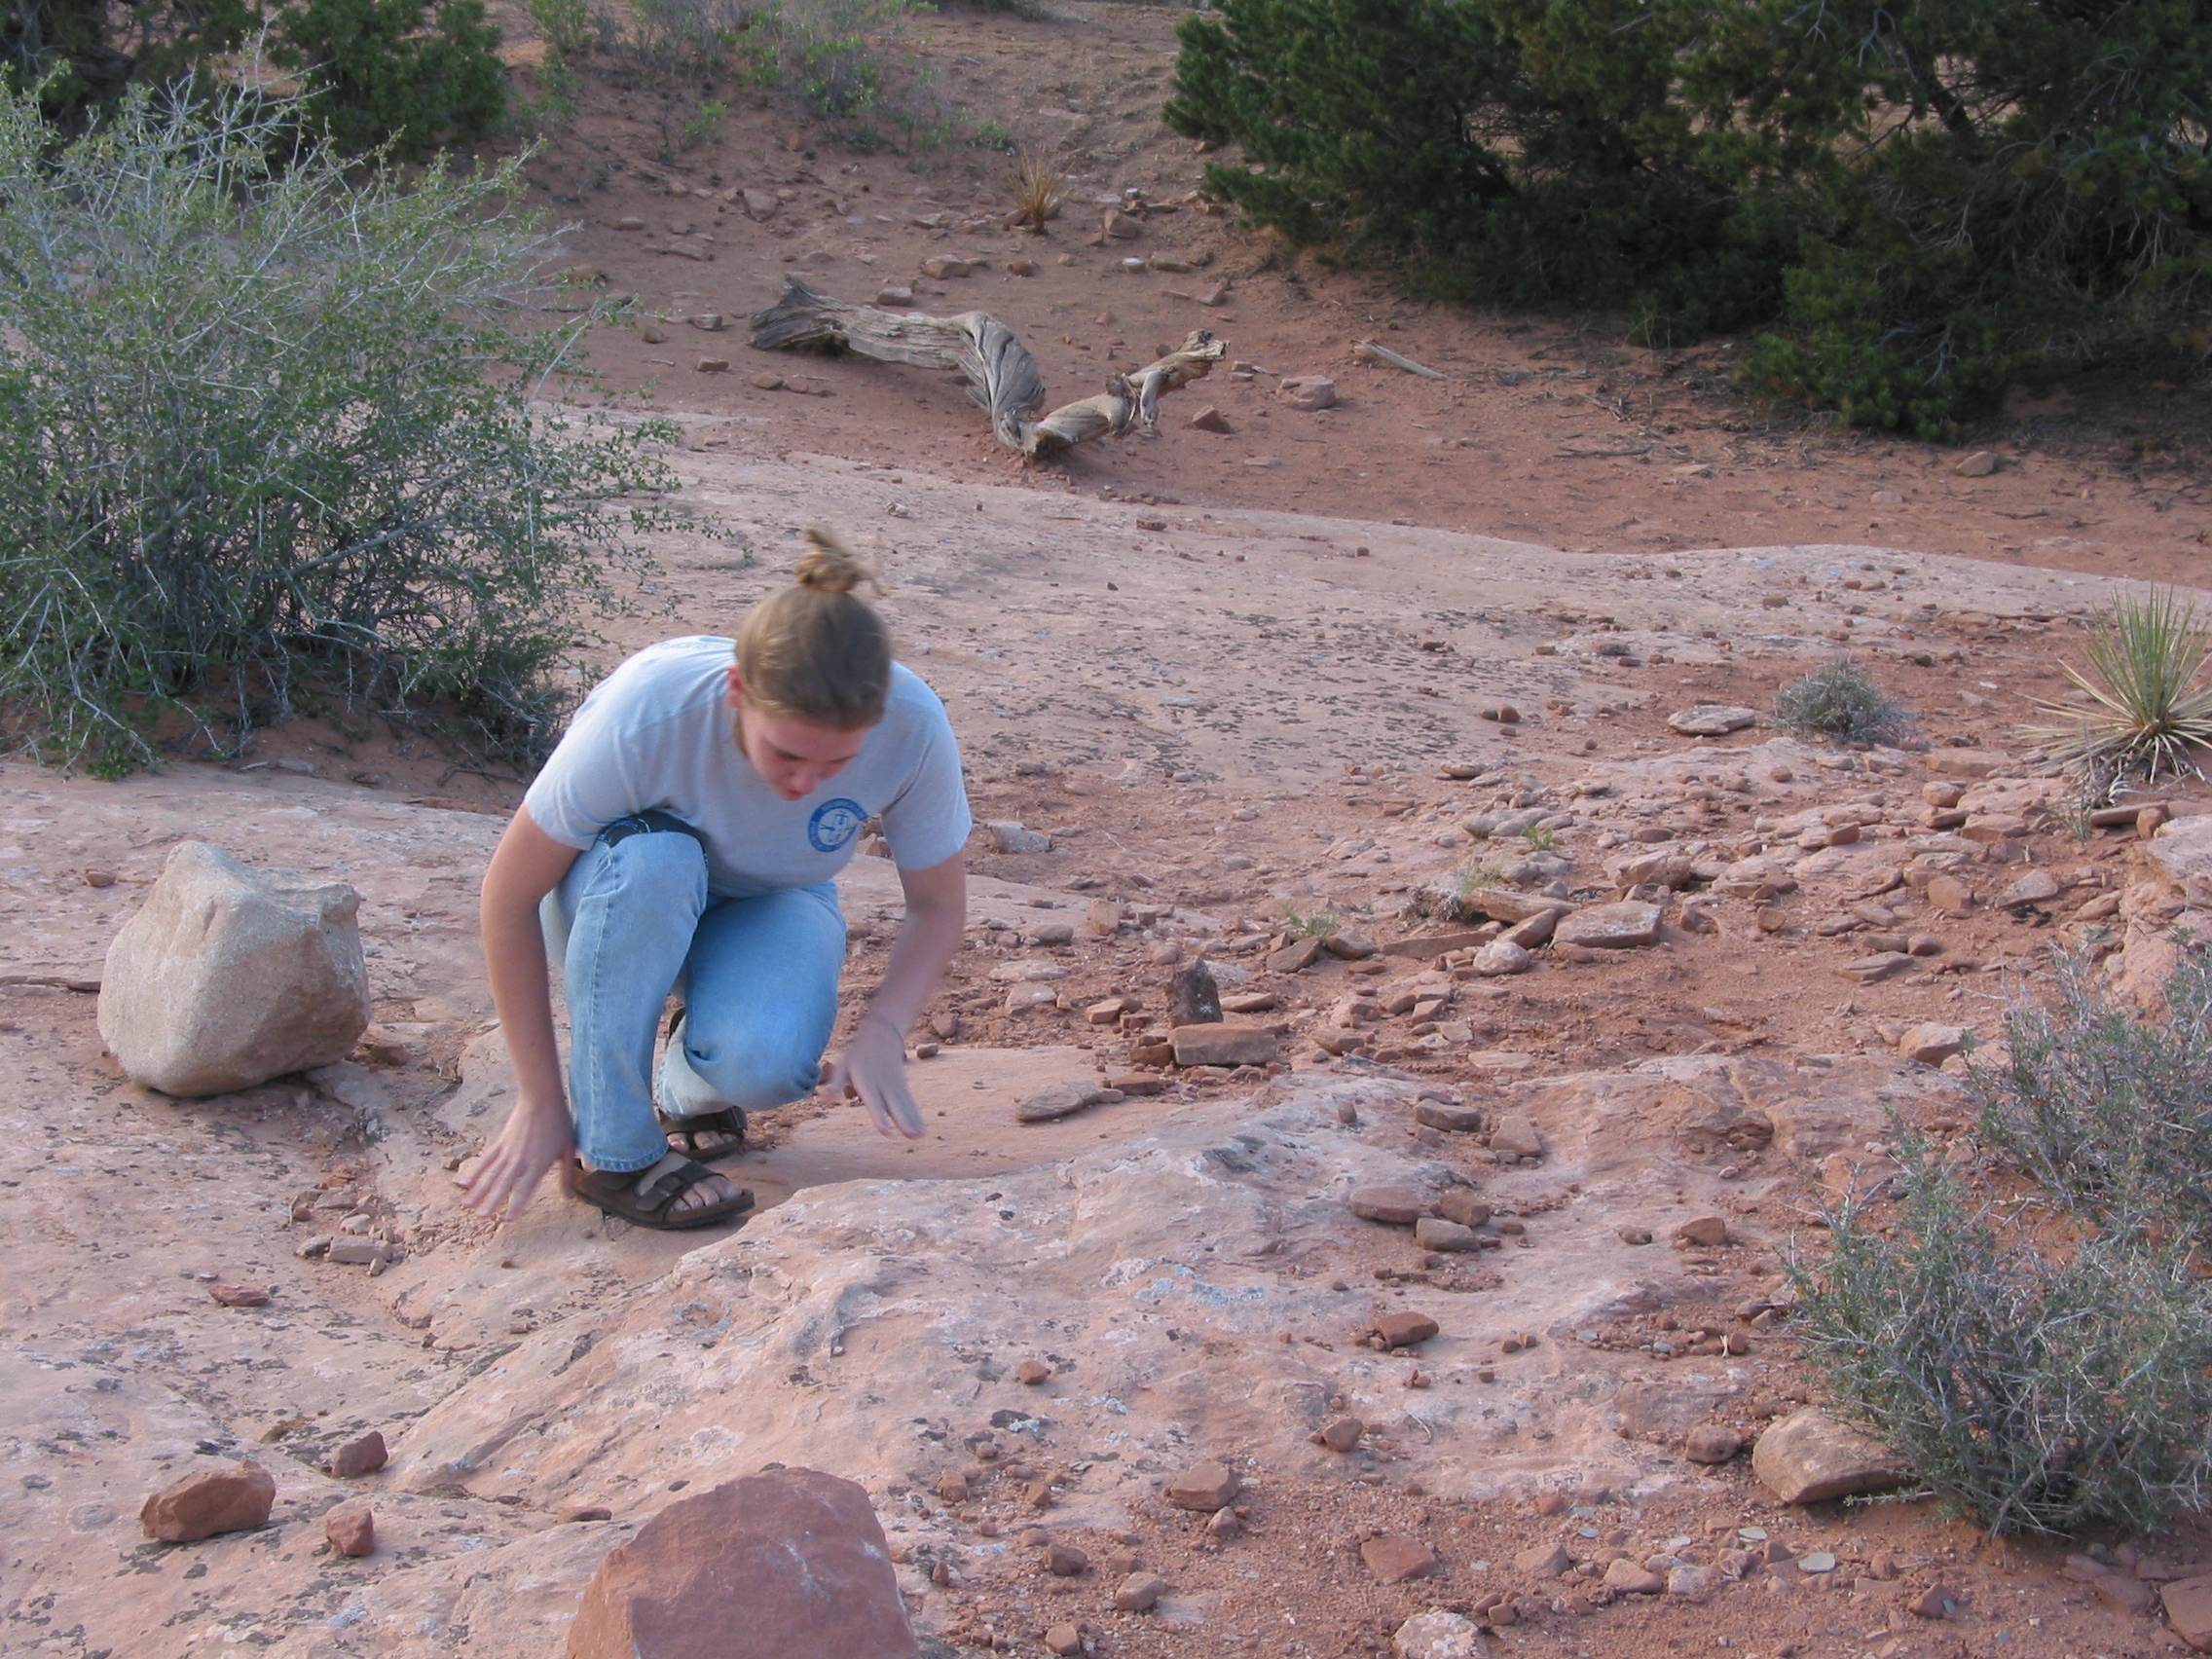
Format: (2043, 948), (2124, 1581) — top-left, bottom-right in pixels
(745, 0), (912, 119)
(273, 0), (506, 159)
(1165, 0), (2212, 435)
(1772, 663), (1910, 747)
(2, 0), (257, 129)
(627, 0), (737, 75)
(529, 0), (596, 55)
(1788, 1142), (2212, 1536)
(1971, 949), (2212, 1242)
(0, 80), (698, 775)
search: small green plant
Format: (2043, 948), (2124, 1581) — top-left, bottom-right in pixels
(1772, 662), (1910, 747)
(529, 0), (595, 55)
(1456, 860), (1511, 903)
(1519, 823), (1558, 853)
(679, 96), (728, 145)
(2024, 590), (2212, 791)
(0, 79), (701, 775)
(1970, 947), (2212, 1242)
(1788, 1139), (2212, 1536)
(1281, 905), (1340, 940)
(970, 120), (1014, 150)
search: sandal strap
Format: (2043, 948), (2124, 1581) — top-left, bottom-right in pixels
(635, 1158), (715, 1213)
(657, 1106), (746, 1137)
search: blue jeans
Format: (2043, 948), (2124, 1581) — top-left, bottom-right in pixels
(540, 828), (846, 1173)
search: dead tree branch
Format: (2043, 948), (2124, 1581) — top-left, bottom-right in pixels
(747, 276), (1225, 461)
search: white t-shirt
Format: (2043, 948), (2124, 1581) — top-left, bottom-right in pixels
(523, 637), (973, 896)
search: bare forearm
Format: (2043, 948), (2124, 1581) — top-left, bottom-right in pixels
(477, 808), (581, 1113)
(480, 894), (568, 1110)
(866, 899), (965, 1036)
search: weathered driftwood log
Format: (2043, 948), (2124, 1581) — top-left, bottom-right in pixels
(748, 276), (1225, 461)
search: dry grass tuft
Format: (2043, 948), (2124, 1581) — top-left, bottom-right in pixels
(1011, 148), (1065, 233)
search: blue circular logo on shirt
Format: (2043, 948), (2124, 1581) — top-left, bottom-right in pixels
(807, 798), (867, 853)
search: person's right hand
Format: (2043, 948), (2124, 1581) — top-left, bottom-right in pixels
(460, 1095), (577, 1221)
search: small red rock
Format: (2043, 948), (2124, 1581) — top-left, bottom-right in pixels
(1682, 1425), (1743, 1464)
(1436, 1191), (1491, 1228)
(208, 1283), (269, 1308)
(1360, 1535), (1440, 1584)
(936, 1471), (970, 1504)
(1603, 1558), (1664, 1594)
(1910, 1584), (1960, 1619)
(561, 1504), (615, 1523)
(1188, 406), (1233, 434)
(1318, 1416), (1365, 1453)
(1348, 1186), (1426, 1225)
(1675, 1215), (1728, 1247)
(1046, 1542), (1089, 1576)
(1277, 374), (1338, 411)
(326, 1430), (387, 1479)
(1016, 1359), (1051, 1385)
(1114, 1570), (1167, 1611)
(325, 1502), (375, 1557)
(1517, 1543), (1572, 1576)
(1044, 1624), (1083, 1657)
(140, 1460), (276, 1542)
(1374, 1311), (1440, 1348)
(2161, 1575), (2212, 1650)
(2093, 1573), (2156, 1614)
(1163, 1459), (1238, 1512)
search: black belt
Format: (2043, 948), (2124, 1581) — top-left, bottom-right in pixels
(599, 809), (706, 849)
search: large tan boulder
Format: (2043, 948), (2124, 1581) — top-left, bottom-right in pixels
(98, 842), (369, 1096)
(566, 1469), (917, 1659)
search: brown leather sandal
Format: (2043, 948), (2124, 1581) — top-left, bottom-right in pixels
(575, 1160), (755, 1231)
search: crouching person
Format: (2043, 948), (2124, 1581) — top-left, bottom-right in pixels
(462, 532), (971, 1229)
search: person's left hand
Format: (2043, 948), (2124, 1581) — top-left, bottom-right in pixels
(825, 1016), (926, 1138)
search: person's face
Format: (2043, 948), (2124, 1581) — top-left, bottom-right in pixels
(726, 667), (870, 801)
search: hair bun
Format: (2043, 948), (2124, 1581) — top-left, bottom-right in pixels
(795, 527), (881, 596)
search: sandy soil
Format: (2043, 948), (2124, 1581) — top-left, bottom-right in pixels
(488, 0), (2212, 594)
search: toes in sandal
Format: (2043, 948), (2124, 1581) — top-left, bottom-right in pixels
(656, 1104), (749, 1162)
(576, 1160), (756, 1231)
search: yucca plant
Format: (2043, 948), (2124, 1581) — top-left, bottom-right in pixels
(1011, 148), (1065, 233)
(2025, 589), (2212, 789)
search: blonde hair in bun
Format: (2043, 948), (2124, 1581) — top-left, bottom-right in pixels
(793, 526), (883, 596)
(734, 528), (892, 728)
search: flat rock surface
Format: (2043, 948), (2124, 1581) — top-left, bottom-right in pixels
(0, 423), (2194, 1658)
